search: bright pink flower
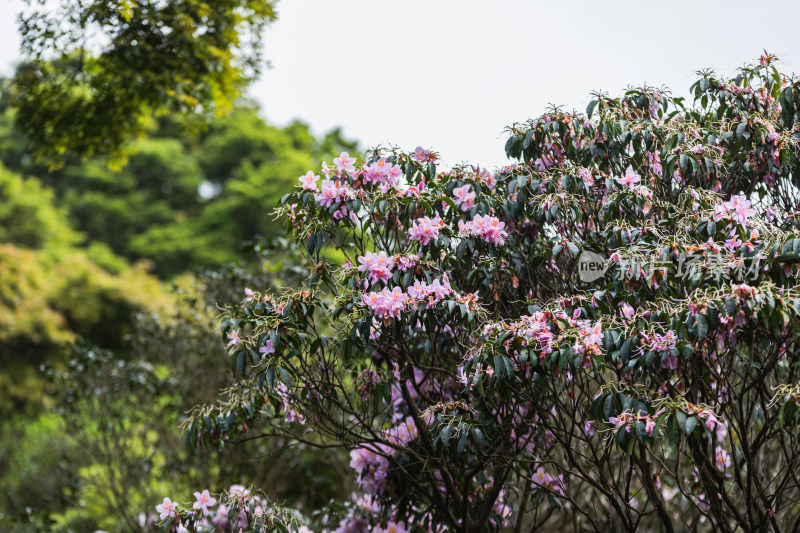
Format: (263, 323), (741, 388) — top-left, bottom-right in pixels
(408, 216), (445, 245)
(361, 287), (408, 320)
(459, 214), (508, 246)
(412, 146), (435, 162)
(453, 184), (476, 211)
(357, 251), (395, 284)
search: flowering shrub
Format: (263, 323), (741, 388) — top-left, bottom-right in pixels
(166, 54), (800, 531)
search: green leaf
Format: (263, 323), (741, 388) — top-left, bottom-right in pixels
(604, 394), (615, 420)
(471, 427), (484, 447)
(440, 425), (452, 446)
(236, 351), (246, 376)
(457, 427), (469, 455)
(695, 314), (708, 340)
(683, 416), (697, 435)
(667, 414), (680, 445)
(586, 100), (598, 119)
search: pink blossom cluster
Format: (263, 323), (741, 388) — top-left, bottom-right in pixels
(275, 381), (305, 424)
(458, 214), (508, 246)
(408, 216), (445, 246)
(407, 277), (454, 305)
(361, 287), (409, 320)
(684, 405), (728, 441)
(575, 319), (604, 353)
(363, 158), (403, 190)
(470, 166), (497, 190)
(641, 329), (679, 369)
(357, 251), (394, 284)
(349, 418), (420, 495)
(531, 467), (566, 496)
(452, 184), (476, 211)
(349, 446), (390, 494)
(411, 145), (437, 163)
(578, 166), (595, 186)
(156, 485), (275, 531)
(483, 312), (556, 356)
(607, 410), (660, 438)
(712, 195), (757, 225)
(316, 178), (356, 208)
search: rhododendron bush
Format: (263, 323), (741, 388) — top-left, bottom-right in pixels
(164, 55), (800, 532)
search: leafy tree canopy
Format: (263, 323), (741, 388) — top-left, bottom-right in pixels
(12, 0), (277, 164)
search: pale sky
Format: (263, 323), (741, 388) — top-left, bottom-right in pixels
(2, 1), (800, 169)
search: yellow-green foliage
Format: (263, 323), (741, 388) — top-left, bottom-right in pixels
(0, 165), (174, 411)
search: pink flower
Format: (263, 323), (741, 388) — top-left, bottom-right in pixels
(715, 446), (731, 471)
(615, 166), (641, 189)
(453, 184), (476, 211)
(459, 214), (508, 246)
(408, 216), (445, 245)
(357, 251), (395, 284)
(315, 179), (354, 208)
(227, 329), (242, 347)
(333, 152), (356, 173)
(645, 417), (656, 437)
(412, 146), (435, 162)
(156, 497), (177, 520)
(193, 489), (217, 515)
(407, 280), (429, 300)
(298, 170), (320, 191)
(724, 195), (756, 225)
(259, 339), (275, 358)
(619, 302), (635, 320)
(376, 521), (411, 533)
(361, 287), (409, 320)
(585, 322), (603, 345)
(531, 467), (565, 496)
(578, 167), (595, 186)
(404, 180), (426, 197)
(648, 152), (663, 176)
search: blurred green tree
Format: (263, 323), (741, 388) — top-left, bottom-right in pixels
(12, 0), (278, 164)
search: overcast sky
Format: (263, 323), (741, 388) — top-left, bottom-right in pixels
(2, 1), (800, 169)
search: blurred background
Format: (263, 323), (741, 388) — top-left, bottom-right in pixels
(0, 0), (799, 531)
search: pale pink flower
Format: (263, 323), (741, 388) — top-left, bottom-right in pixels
(259, 339), (275, 358)
(156, 497), (177, 520)
(615, 166), (641, 189)
(715, 446), (731, 471)
(227, 329), (242, 347)
(193, 490), (217, 515)
(408, 216), (445, 245)
(531, 467), (566, 496)
(333, 152), (356, 173)
(298, 170), (320, 191)
(357, 251), (395, 284)
(453, 184), (476, 211)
